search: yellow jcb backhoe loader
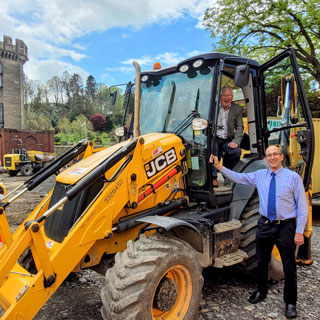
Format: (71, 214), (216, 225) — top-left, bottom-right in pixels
(0, 48), (314, 319)
(3, 138), (55, 177)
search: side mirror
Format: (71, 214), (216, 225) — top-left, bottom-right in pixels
(110, 91), (118, 105)
(234, 64), (250, 87)
(115, 126), (127, 137)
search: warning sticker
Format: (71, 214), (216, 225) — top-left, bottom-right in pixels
(68, 168), (88, 175)
(152, 146), (163, 158)
(46, 240), (54, 249)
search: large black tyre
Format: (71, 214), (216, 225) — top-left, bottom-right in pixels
(18, 248), (37, 274)
(21, 164), (33, 176)
(238, 193), (284, 280)
(7, 170), (19, 177)
(238, 193), (260, 272)
(101, 234), (203, 320)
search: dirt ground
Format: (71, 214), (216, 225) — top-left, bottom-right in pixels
(1, 173), (47, 232)
(1, 171), (320, 320)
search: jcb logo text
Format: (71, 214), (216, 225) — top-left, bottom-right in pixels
(144, 148), (177, 178)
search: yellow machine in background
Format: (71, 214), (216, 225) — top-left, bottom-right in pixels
(0, 48), (315, 320)
(3, 138), (55, 177)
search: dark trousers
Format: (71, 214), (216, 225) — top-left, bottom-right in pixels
(212, 137), (241, 177)
(256, 216), (297, 305)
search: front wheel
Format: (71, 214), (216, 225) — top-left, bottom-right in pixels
(21, 164), (33, 176)
(101, 234), (203, 320)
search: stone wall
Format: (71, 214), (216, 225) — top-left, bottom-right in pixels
(0, 35), (28, 130)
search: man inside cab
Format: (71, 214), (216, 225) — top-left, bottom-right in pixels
(212, 86), (243, 187)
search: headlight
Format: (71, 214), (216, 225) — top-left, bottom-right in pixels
(193, 59), (204, 69)
(192, 118), (208, 131)
(179, 64), (189, 73)
(141, 75), (149, 82)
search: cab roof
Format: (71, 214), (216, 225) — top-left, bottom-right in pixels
(141, 52), (260, 76)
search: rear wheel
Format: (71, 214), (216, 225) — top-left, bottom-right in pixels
(21, 164), (33, 176)
(269, 246), (284, 281)
(238, 193), (284, 280)
(101, 234), (203, 320)
(238, 194), (260, 272)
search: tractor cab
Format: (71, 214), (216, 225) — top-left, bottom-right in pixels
(130, 49), (314, 206)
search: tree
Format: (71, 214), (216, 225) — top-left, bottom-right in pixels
(25, 107), (52, 130)
(69, 73), (84, 120)
(203, 0), (320, 87)
(86, 75), (97, 102)
(57, 117), (72, 134)
(47, 76), (64, 105)
(71, 114), (93, 140)
(89, 113), (107, 132)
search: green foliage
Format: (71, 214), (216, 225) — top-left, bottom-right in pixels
(24, 73), (129, 134)
(203, 0), (320, 87)
(25, 107), (53, 130)
(57, 117), (72, 134)
(55, 131), (112, 146)
(55, 114), (112, 146)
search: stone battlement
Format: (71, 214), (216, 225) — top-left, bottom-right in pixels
(0, 35), (28, 63)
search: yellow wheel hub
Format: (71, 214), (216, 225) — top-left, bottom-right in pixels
(272, 245), (281, 262)
(152, 264), (192, 320)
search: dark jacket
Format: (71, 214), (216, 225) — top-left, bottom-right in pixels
(226, 102), (244, 146)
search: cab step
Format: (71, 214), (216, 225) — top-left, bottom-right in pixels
(213, 249), (248, 268)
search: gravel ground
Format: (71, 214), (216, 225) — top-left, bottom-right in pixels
(1, 172), (319, 320)
(33, 228), (320, 320)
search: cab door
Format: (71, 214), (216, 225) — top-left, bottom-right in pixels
(259, 48), (314, 188)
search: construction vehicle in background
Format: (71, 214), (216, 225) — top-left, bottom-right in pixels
(3, 138), (55, 177)
(0, 48), (314, 319)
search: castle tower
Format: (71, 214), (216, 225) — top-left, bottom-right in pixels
(0, 35), (28, 129)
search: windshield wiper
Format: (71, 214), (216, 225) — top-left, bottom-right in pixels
(163, 81), (176, 132)
(173, 89), (200, 135)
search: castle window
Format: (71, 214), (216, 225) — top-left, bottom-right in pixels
(0, 63), (2, 87)
(0, 103), (3, 128)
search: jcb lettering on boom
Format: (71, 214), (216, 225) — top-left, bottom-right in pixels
(144, 147), (177, 178)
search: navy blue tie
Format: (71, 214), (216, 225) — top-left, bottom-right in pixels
(267, 172), (276, 221)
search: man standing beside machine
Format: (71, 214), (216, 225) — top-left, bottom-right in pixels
(210, 145), (308, 319)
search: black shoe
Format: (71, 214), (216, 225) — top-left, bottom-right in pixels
(285, 304), (297, 319)
(248, 290), (266, 304)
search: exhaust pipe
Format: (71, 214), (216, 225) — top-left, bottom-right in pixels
(133, 60), (141, 138)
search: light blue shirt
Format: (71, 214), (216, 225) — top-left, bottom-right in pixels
(220, 166), (308, 234)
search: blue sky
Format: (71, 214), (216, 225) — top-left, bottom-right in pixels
(0, 0), (215, 86)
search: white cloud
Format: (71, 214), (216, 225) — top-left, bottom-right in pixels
(105, 67), (133, 73)
(121, 33), (132, 39)
(24, 58), (90, 83)
(122, 57), (154, 66)
(72, 43), (86, 50)
(0, 0), (214, 81)
(121, 50), (204, 70)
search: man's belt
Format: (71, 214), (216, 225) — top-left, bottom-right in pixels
(262, 216), (296, 225)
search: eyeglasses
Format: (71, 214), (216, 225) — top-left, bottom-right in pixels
(266, 152), (281, 158)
